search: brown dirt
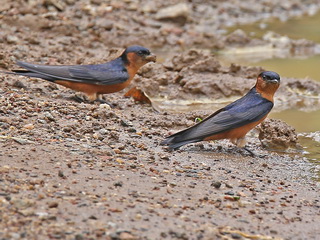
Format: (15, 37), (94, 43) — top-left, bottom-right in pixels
(1, 1), (320, 240)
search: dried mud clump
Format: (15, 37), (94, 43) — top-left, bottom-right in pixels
(258, 119), (300, 150)
(286, 79), (320, 95)
(224, 29), (251, 46)
(136, 49), (264, 101)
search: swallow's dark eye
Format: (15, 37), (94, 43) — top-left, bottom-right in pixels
(138, 50), (150, 55)
(263, 75), (270, 80)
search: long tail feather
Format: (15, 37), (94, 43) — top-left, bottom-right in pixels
(161, 135), (201, 150)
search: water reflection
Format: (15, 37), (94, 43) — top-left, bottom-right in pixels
(228, 11), (320, 43)
(222, 11), (320, 82)
(299, 136), (320, 181)
(218, 54), (320, 82)
(270, 109), (320, 132)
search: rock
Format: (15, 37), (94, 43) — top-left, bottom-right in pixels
(58, 170), (65, 178)
(44, 112), (55, 121)
(75, 234), (85, 240)
(119, 231), (137, 240)
(98, 129), (108, 135)
(263, 31), (291, 49)
(225, 191), (235, 196)
(0, 1), (10, 12)
(163, 49), (209, 71)
(11, 198), (35, 210)
(18, 208), (35, 217)
(99, 104), (112, 110)
(114, 181), (123, 187)
(95, 18), (114, 30)
(231, 233), (242, 239)
(211, 181), (222, 189)
(305, 131), (320, 142)
(225, 29), (250, 45)
(45, 0), (67, 11)
(249, 209), (256, 214)
(48, 201), (59, 208)
(23, 123), (35, 130)
(258, 119), (300, 150)
(6, 35), (19, 44)
(155, 3), (190, 25)
(189, 57), (221, 73)
(141, 2), (158, 13)
(12, 80), (27, 89)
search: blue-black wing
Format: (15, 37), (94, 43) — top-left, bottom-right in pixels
(13, 59), (129, 85)
(162, 88), (274, 149)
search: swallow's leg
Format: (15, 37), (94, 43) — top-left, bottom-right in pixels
(243, 146), (269, 158)
(232, 138), (255, 157)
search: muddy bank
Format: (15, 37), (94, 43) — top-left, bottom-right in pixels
(1, 56), (320, 239)
(1, 81), (320, 239)
(1, 0), (320, 55)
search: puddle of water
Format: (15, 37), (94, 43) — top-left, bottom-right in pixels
(221, 11), (320, 82)
(270, 109), (320, 132)
(298, 136), (320, 181)
(250, 55), (320, 82)
(152, 97), (238, 113)
(220, 12), (320, 81)
(218, 54), (320, 82)
(228, 11), (320, 43)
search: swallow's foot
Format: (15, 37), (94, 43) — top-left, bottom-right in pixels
(70, 95), (86, 103)
(69, 95), (115, 108)
(94, 98), (115, 108)
(242, 147), (256, 157)
(243, 147), (269, 158)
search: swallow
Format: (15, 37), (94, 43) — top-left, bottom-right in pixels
(161, 71), (280, 155)
(4, 45), (156, 104)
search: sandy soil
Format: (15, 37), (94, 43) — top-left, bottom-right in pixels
(1, 1), (320, 239)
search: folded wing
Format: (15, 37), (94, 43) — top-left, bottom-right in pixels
(14, 60), (129, 85)
(162, 95), (273, 149)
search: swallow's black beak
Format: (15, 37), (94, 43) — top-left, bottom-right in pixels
(268, 79), (280, 84)
(145, 54), (156, 63)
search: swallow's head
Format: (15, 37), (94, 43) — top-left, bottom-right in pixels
(123, 45), (156, 68)
(256, 71), (281, 99)
(259, 71), (280, 84)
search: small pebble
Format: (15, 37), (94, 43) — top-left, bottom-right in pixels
(211, 181), (222, 189)
(48, 202), (59, 208)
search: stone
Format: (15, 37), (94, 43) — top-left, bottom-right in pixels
(155, 3), (190, 25)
